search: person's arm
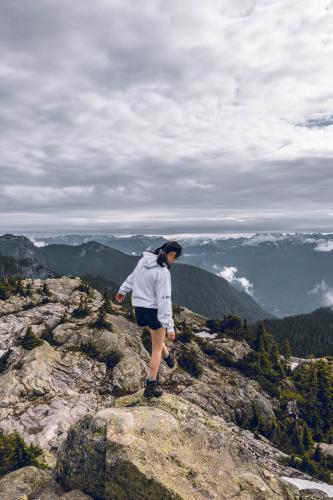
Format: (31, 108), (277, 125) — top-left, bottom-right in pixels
(116, 270), (135, 303)
(156, 269), (175, 336)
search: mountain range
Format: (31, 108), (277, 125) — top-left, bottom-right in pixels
(0, 234), (271, 323)
(29, 232), (333, 317)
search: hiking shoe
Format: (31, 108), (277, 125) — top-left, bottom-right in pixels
(143, 378), (163, 398)
(164, 352), (176, 368)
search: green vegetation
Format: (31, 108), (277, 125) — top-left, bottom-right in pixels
(105, 351), (122, 369)
(81, 340), (121, 369)
(42, 282), (51, 296)
(0, 277), (16, 300)
(0, 349), (11, 373)
(92, 307), (113, 331)
(14, 278), (26, 296)
(0, 429), (47, 478)
(283, 446), (333, 484)
(75, 280), (91, 294)
(176, 321), (193, 343)
(172, 305), (184, 314)
(202, 317), (333, 483)
(123, 306), (136, 322)
(80, 341), (99, 359)
(41, 326), (61, 347)
(102, 297), (120, 315)
(22, 302), (36, 311)
(25, 281), (33, 297)
(253, 306), (333, 357)
(21, 326), (43, 350)
(72, 296), (90, 319)
(206, 314), (250, 340)
(178, 348), (203, 378)
(58, 313), (67, 324)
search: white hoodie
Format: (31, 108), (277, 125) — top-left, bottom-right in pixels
(118, 251), (174, 333)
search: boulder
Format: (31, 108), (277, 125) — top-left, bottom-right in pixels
(0, 465), (94, 500)
(0, 466), (52, 500)
(112, 354), (147, 395)
(56, 392), (299, 499)
(0, 342), (110, 452)
(300, 489), (330, 499)
(207, 337), (252, 362)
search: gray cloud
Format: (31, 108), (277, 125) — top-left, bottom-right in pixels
(0, 0), (333, 234)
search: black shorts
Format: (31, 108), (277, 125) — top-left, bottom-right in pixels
(134, 307), (163, 330)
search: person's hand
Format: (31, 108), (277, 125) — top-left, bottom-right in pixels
(167, 330), (176, 340)
(115, 292), (125, 303)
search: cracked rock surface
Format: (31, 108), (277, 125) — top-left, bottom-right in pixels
(0, 277), (317, 499)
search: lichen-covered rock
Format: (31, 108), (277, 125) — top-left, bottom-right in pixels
(0, 278), (326, 499)
(0, 466), (52, 500)
(300, 489), (330, 499)
(174, 306), (207, 331)
(165, 340), (276, 425)
(0, 342), (110, 452)
(206, 337), (252, 362)
(59, 491), (93, 499)
(0, 465), (94, 500)
(319, 443), (333, 458)
(112, 354), (147, 395)
(56, 392), (301, 500)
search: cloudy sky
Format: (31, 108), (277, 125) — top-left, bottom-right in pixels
(1, 0), (333, 235)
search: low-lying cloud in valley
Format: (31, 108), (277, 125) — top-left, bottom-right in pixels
(309, 280), (333, 307)
(216, 265), (255, 297)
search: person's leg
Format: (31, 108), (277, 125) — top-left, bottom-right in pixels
(162, 342), (169, 359)
(147, 326), (166, 380)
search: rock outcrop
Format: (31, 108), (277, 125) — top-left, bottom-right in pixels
(56, 392), (299, 500)
(0, 277), (327, 499)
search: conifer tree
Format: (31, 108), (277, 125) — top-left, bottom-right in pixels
(0, 349), (11, 373)
(21, 326), (43, 350)
(303, 423), (314, 450)
(93, 307), (113, 331)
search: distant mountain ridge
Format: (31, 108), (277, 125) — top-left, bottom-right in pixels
(0, 234), (272, 322)
(0, 255), (54, 280)
(28, 232), (333, 317)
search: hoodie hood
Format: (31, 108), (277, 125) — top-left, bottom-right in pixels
(142, 251), (159, 269)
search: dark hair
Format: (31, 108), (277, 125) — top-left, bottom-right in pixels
(152, 240), (183, 268)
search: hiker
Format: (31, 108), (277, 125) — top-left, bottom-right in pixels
(115, 240), (183, 398)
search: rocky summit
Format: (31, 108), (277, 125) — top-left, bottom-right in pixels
(0, 277), (330, 499)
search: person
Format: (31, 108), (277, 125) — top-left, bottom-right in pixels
(115, 240), (183, 398)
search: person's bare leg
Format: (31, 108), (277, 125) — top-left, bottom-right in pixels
(162, 342), (169, 359)
(147, 327), (166, 380)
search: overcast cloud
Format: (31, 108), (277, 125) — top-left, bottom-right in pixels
(1, 0), (333, 234)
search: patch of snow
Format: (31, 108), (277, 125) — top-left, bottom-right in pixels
(194, 331), (218, 339)
(280, 476), (333, 496)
